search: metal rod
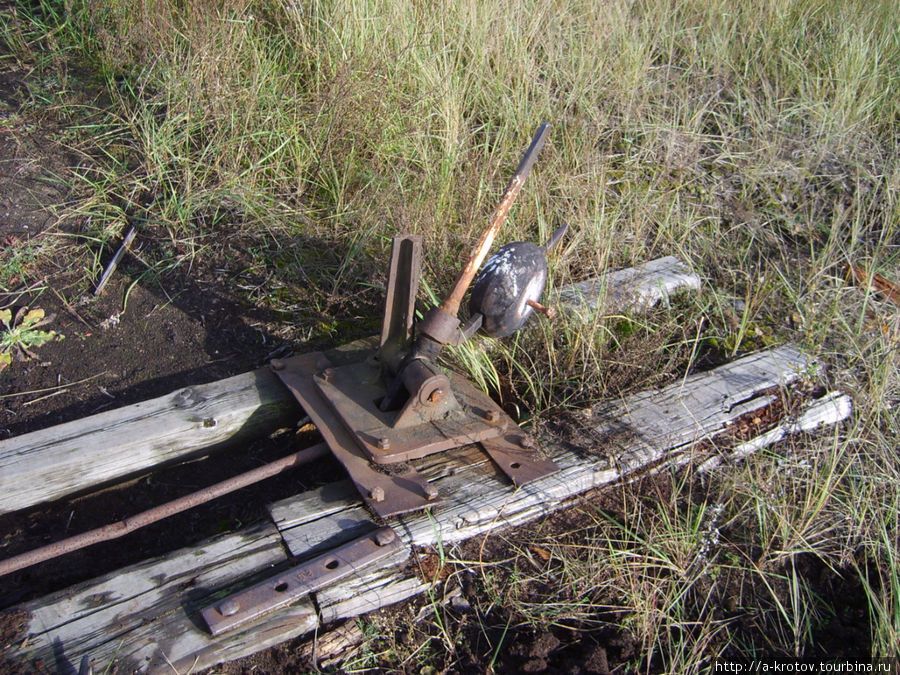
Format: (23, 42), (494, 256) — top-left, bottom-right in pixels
(526, 298), (556, 319)
(94, 225), (137, 296)
(439, 123), (551, 318)
(0, 443), (330, 577)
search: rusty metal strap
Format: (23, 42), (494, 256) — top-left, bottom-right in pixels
(201, 526), (404, 636)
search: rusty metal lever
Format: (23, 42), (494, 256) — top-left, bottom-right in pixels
(437, 122), (551, 322)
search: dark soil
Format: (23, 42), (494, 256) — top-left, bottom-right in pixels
(0, 43), (351, 666)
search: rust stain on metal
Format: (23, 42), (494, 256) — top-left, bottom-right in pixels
(201, 526), (405, 636)
(526, 298), (556, 320)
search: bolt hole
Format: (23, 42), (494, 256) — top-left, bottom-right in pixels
(325, 559), (339, 570)
(274, 582), (289, 593)
(510, 462), (521, 469)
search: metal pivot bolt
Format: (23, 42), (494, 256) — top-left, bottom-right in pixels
(369, 486), (385, 503)
(526, 299), (557, 320)
(427, 388), (444, 404)
(374, 528), (397, 546)
(219, 598), (241, 617)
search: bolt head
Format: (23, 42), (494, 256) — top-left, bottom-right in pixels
(270, 359), (285, 371)
(424, 483), (439, 501)
(369, 486), (385, 503)
(486, 410), (500, 423)
(377, 437), (391, 450)
(219, 598), (241, 617)
(374, 528), (397, 546)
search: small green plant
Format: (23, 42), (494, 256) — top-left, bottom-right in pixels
(0, 307), (63, 372)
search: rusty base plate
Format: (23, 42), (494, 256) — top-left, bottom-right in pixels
(273, 351), (559, 516)
(314, 358), (509, 464)
(478, 430), (560, 486)
(274, 353), (442, 518)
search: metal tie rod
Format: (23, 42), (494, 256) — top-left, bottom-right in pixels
(0, 443), (330, 577)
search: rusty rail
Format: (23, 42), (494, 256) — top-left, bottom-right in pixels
(0, 443), (329, 577)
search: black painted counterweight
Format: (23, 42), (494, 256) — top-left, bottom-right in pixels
(469, 241), (548, 338)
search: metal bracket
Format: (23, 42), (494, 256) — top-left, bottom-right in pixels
(272, 352), (559, 515)
(201, 526), (404, 636)
(313, 358), (508, 463)
(379, 235), (422, 372)
(273, 353), (442, 517)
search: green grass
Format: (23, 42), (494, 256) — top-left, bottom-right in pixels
(2, 0), (899, 668)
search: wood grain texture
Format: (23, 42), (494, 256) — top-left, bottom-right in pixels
(268, 345), (815, 554)
(0, 369), (299, 515)
(0, 339), (376, 515)
(557, 255), (701, 318)
(7, 345), (827, 673)
(11, 522), (304, 673)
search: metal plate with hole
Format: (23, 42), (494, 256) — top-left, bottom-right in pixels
(273, 353), (442, 517)
(478, 430), (560, 486)
(201, 526), (404, 636)
(314, 359), (508, 464)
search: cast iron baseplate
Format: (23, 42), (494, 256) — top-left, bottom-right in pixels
(273, 351), (558, 518)
(314, 357), (507, 463)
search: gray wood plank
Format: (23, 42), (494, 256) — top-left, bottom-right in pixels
(0, 338), (377, 515)
(0, 368), (299, 515)
(392, 344), (813, 547)
(557, 255), (701, 319)
(9, 521), (307, 673)
(8, 344), (832, 673)
(315, 545), (425, 625)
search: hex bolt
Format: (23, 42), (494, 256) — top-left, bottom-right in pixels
(374, 528), (397, 546)
(270, 359), (285, 371)
(219, 598), (241, 617)
(377, 437), (391, 450)
(424, 483), (439, 501)
(319, 367), (334, 382)
(369, 486), (385, 503)
(485, 410), (500, 423)
(427, 388), (444, 404)
(519, 435), (535, 449)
